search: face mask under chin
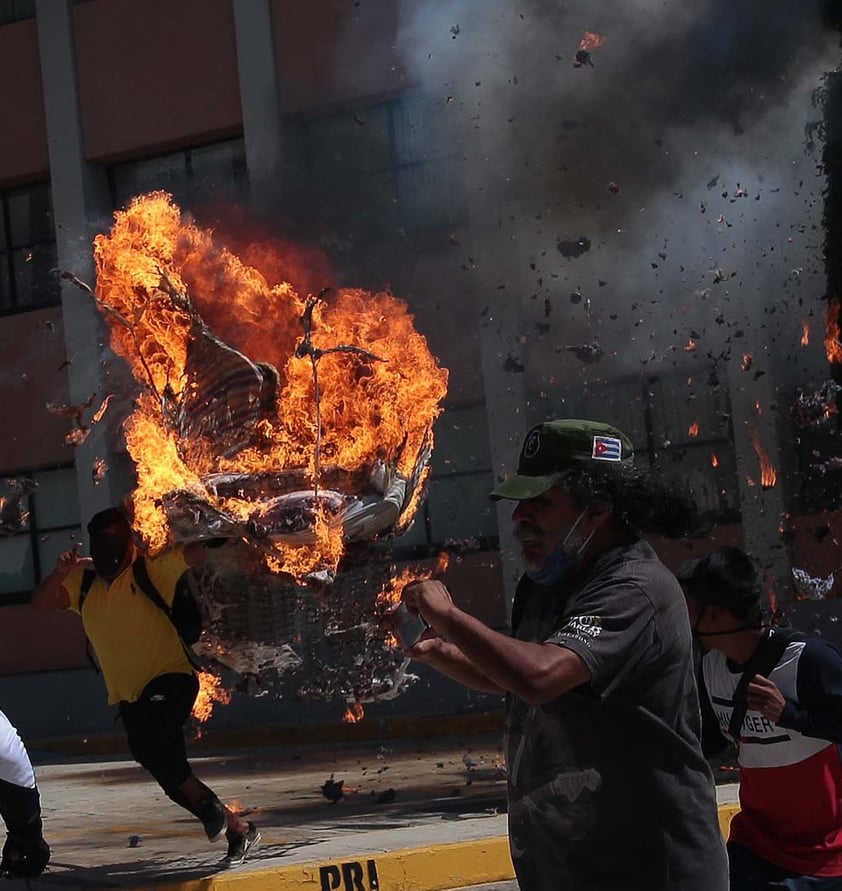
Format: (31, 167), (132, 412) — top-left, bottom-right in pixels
(524, 509), (594, 587)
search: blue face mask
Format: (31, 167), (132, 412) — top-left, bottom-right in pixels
(525, 509), (595, 587)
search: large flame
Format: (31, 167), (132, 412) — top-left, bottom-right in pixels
(192, 670), (232, 725)
(826, 298), (842, 364)
(92, 193), (448, 575)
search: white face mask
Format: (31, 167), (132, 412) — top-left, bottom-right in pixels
(525, 508), (595, 586)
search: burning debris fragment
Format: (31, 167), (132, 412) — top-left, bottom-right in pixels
(73, 191), (450, 712)
(791, 380), (840, 426)
(0, 479), (35, 536)
(792, 567), (835, 600)
(573, 31), (605, 68)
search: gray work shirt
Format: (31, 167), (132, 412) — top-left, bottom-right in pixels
(505, 539), (728, 891)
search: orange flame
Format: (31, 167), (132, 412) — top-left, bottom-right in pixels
(711, 453), (719, 468)
(684, 340), (697, 352)
(376, 554), (451, 648)
(342, 702), (364, 723)
(801, 321), (810, 347)
(192, 671), (232, 725)
(745, 421), (777, 489)
(826, 298), (842, 363)
(579, 30), (606, 51)
(688, 421), (699, 437)
(91, 193), (448, 576)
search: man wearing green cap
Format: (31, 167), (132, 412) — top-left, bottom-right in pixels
(393, 419), (727, 890)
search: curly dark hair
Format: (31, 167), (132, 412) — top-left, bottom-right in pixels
(676, 546), (762, 625)
(559, 463), (700, 539)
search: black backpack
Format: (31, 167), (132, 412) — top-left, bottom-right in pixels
(79, 556), (203, 670)
(727, 626), (805, 742)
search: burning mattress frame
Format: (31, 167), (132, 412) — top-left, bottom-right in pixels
(69, 192), (449, 711)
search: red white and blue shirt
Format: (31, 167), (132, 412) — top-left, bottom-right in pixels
(701, 631), (842, 877)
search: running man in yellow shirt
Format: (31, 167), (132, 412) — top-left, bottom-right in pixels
(32, 507), (259, 867)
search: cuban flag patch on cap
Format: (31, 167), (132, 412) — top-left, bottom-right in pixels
(592, 435), (622, 461)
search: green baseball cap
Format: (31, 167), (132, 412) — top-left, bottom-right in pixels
(489, 419), (635, 501)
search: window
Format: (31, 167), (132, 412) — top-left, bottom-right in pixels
(0, 0), (35, 25)
(394, 402), (497, 557)
(0, 183), (60, 314)
(287, 94), (468, 238)
(0, 466), (81, 605)
(530, 367), (741, 524)
(109, 138), (247, 211)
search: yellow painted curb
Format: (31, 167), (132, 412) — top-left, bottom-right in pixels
(125, 803), (742, 891)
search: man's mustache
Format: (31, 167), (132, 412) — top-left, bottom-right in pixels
(514, 525), (543, 543)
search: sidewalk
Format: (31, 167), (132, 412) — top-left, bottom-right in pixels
(9, 721), (740, 891)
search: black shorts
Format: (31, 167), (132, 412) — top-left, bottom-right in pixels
(119, 672), (199, 791)
(728, 842), (842, 890)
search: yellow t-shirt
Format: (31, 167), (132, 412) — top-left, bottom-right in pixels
(64, 548), (194, 705)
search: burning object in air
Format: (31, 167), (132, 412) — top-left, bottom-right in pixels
(574, 31), (605, 67)
(80, 192), (449, 709)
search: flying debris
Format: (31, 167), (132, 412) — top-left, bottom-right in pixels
(560, 340), (604, 364)
(792, 567), (835, 600)
(0, 479), (36, 536)
(574, 30), (605, 68)
(557, 235), (592, 258)
(321, 775), (345, 804)
(791, 380), (840, 426)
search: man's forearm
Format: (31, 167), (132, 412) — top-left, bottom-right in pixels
(31, 568), (69, 612)
(435, 605), (589, 705)
(418, 640), (505, 694)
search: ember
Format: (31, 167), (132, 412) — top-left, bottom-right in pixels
(342, 703), (364, 724)
(745, 421), (777, 489)
(711, 453), (719, 468)
(742, 353), (753, 371)
(801, 321), (810, 347)
(688, 422), (699, 437)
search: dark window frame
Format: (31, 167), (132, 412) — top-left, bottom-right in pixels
(0, 181), (60, 316)
(106, 137), (248, 211)
(0, 463), (80, 606)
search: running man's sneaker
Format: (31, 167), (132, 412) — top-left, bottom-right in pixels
(198, 797), (227, 842)
(224, 822), (261, 867)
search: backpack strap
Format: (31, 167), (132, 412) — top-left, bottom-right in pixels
(728, 627), (803, 741)
(132, 557), (201, 671)
(78, 569), (101, 673)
